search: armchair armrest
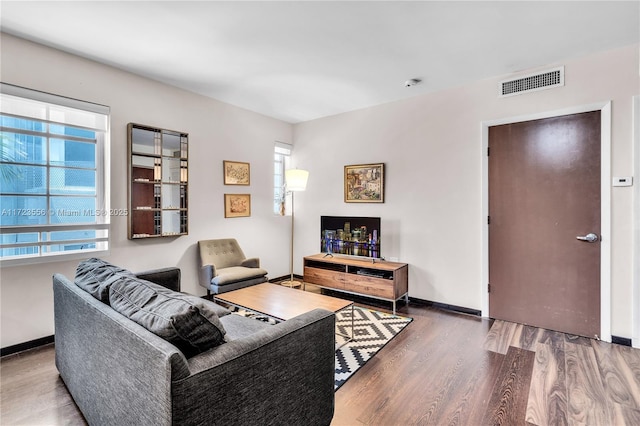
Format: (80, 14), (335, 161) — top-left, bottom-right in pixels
(241, 257), (260, 268)
(135, 267), (181, 292)
(199, 264), (216, 288)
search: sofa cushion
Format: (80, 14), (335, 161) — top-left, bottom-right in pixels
(75, 258), (135, 303)
(109, 276), (226, 357)
(219, 313), (272, 341)
(197, 299), (233, 318)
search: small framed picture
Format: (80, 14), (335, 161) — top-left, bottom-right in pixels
(344, 163), (385, 203)
(224, 194), (251, 218)
(223, 160), (250, 185)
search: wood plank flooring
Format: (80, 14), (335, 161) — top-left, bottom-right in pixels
(331, 295), (640, 426)
(2, 291), (639, 425)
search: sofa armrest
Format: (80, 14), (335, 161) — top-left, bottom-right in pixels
(173, 309), (335, 425)
(135, 267), (181, 292)
(240, 257), (260, 268)
(199, 264), (216, 289)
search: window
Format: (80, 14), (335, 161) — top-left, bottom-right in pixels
(0, 84), (110, 265)
(273, 141), (291, 215)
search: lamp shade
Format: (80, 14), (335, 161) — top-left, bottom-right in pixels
(285, 169), (309, 192)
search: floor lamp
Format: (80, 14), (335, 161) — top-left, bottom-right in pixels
(282, 168), (309, 288)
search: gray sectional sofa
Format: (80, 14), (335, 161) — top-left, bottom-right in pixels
(53, 258), (336, 426)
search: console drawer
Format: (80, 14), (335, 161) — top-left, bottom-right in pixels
(303, 266), (344, 289)
(344, 275), (394, 299)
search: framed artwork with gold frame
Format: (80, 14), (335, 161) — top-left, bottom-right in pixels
(223, 160), (250, 185)
(224, 194), (251, 218)
(344, 163), (385, 203)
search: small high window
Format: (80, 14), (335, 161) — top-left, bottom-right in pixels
(273, 142), (291, 215)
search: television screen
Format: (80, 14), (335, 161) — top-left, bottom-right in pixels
(320, 216), (381, 259)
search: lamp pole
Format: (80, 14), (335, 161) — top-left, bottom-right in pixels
(282, 169), (309, 289)
(289, 190), (296, 285)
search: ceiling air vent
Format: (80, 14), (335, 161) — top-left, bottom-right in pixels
(499, 66), (564, 98)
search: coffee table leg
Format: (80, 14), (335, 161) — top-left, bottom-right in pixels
(351, 304), (354, 341)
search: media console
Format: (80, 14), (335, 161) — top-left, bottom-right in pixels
(303, 254), (408, 314)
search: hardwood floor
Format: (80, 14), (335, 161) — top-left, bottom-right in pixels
(0, 343), (85, 425)
(2, 290), (639, 425)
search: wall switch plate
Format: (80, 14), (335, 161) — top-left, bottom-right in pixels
(612, 176), (633, 187)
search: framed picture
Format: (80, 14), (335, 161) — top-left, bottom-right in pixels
(223, 160), (250, 185)
(344, 163), (385, 203)
(224, 194), (251, 218)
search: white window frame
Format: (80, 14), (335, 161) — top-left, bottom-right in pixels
(0, 83), (110, 266)
(274, 141), (291, 215)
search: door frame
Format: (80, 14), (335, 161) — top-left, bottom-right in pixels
(481, 101), (612, 342)
(633, 95), (640, 349)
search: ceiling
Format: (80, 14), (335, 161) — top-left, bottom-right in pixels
(1, 1), (638, 124)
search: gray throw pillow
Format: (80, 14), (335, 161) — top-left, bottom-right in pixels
(109, 276), (226, 357)
(75, 258), (135, 303)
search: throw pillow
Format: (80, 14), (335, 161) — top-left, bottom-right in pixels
(109, 276), (226, 357)
(75, 258), (135, 303)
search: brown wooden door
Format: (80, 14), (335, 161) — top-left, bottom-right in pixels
(488, 111), (601, 338)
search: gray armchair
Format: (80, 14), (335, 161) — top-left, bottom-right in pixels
(198, 238), (268, 297)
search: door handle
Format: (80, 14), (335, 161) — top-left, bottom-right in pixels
(576, 233), (599, 243)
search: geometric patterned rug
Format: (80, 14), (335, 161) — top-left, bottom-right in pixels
(231, 305), (412, 391)
(334, 306), (412, 390)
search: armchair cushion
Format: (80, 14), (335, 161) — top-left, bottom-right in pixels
(212, 266), (269, 286)
(199, 239), (248, 269)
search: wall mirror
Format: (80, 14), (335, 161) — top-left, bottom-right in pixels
(128, 123), (188, 239)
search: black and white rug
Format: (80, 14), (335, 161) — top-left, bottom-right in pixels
(334, 306), (412, 390)
(232, 306), (412, 390)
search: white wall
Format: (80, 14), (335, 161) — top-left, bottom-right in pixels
(293, 44), (639, 338)
(0, 34), (293, 348)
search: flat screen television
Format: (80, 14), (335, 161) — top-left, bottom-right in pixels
(320, 215), (381, 259)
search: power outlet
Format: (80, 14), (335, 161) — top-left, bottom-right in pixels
(389, 257), (399, 262)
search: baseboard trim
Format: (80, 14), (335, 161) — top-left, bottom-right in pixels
(611, 335), (632, 347)
(409, 297), (482, 317)
(1, 335), (55, 357)
(274, 281), (481, 317)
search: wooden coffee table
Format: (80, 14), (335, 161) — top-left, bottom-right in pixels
(215, 283), (354, 348)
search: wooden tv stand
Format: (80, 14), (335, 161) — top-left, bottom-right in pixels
(303, 254), (409, 314)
